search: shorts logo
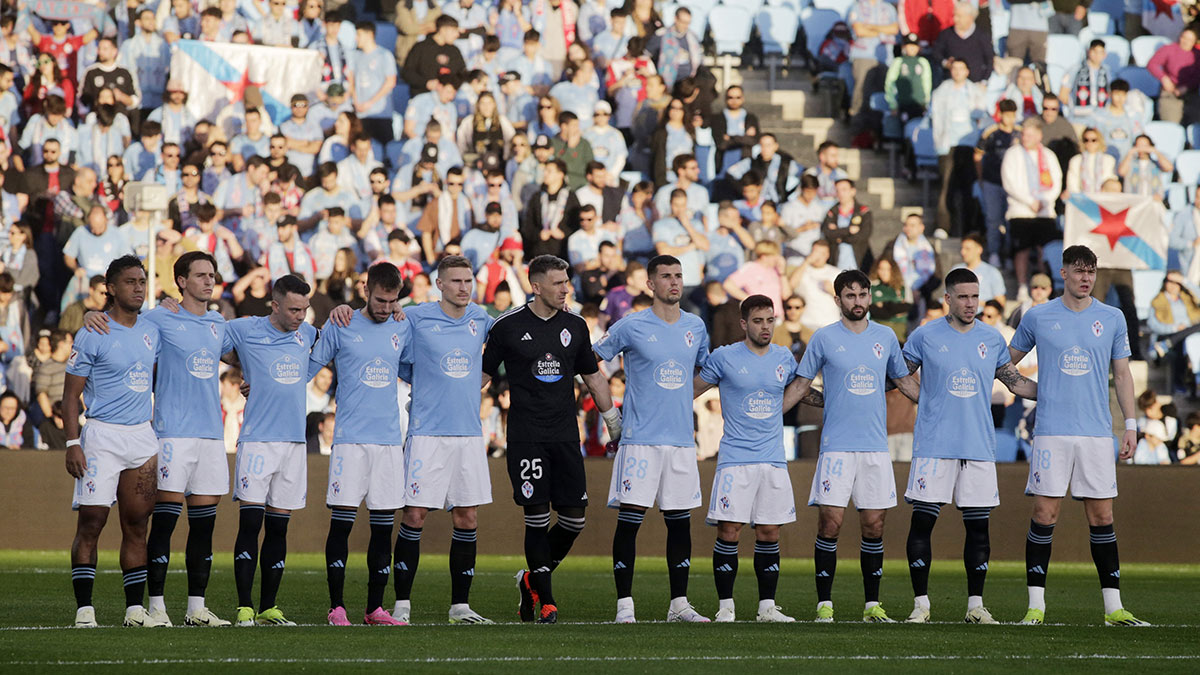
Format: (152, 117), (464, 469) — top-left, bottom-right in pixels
(977, 342), (987, 359)
(533, 353), (563, 382)
(719, 495), (730, 510)
(776, 364), (786, 382)
(1033, 471), (1041, 485)
(1058, 346), (1093, 376)
(873, 342), (883, 359)
(946, 367), (979, 398)
(360, 357), (394, 388)
(1092, 320), (1103, 337)
(240, 476), (249, 490)
(85, 480), (95, 494)
(653, 359), (686, 390)
(560, 328), (571, 347)
(917, 477), (926, 490)
(521, 480), (534, 498)
(270, 355), (303, 384)
(821, 479), (831, 494)
(410, 481), (420, 495)
(469, 319), (477, 336)
(332, 481), (340, 495)
(684, 330), (694, 347)
(391, 333), (401, 351)
(143, 334), (154, 351)
(209, 324), (219, 340)
(843, 365), (878, 396)
(160, 465), (169, 480)
(440, 349), (472, 379)
(622, 478), (632, 493)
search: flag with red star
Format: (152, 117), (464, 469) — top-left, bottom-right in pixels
(1143, 0), (1183, 38)
(170, 41), (322, 126)
(1064, 193), (1167, 271)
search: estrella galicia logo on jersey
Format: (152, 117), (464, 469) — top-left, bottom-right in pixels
(821, 479), (832, 494)
(468, 319), (477, 336)
(332, 481), (340, 495)
(719, 495), (730, 510)
(440, 349), (472, 379)
(843, 365), (878, 396)
(946, 367), (979, 398)
(186, 348), (218, 379)
(560, 328), (571, 347)
(391, 333), (400, 351)
(872, 342), (883, 359)
(653, 359), (686, 390)
(533, 353), (563, 382)
(776, 364), (786, 382)
(743, 389), (776, 419)
(684, 330), (694, 347)
(977, 342), (988, 359)
(622, 478), (632, 493)
(270, 355), (303, 384)
(360, 357), (393, 388)
(1058, 346), (1093, 376)
(521, 480), (534, 498)
(124, 362), (152, 393)
(1092, 320), (1104, 337)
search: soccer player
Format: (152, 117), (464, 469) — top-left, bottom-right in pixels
(309, 262), (411, 626)
(482, 254), (621, 623)
(1007, 245), (1149, 626)
(594, 254), (711, 624)
(790, 269), (919, 623)
(900, 268), (1038, 624)
(226, 274), (318, 627)
(692, 294), (816, 623)
(64, 256), (164, 627)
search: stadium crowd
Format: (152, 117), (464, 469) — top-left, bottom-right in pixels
(0, 0), (1194, 467)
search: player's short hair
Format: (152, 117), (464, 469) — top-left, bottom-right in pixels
(1062, 245), (1098, 270)
(272, 273), (310, 300)
(647, 254), (682, 277)
(104, 255), (145, 306)
(174, 251), (217, 290)
(833, 269), (870, 296)
(366, 261), (402, 293)
(528, 254), (569, 281)
(436, 254), (473, 277)
(740, 294), (774, 320)
(944, 267), (979, 292)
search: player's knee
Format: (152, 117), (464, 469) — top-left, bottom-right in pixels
(450, 507), (476, 530)
(75, 512), (107, 540)
(756, 525), (780, 542)
(716, 522), (741, 541)
(1082, 500), (1114, 527)
(402, 507), (428, 529)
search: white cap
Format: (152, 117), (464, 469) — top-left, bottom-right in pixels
(1144, 419), (1167, 440)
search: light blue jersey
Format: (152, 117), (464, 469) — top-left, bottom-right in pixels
(67, 316), (160, 425)
(1010, 297), (1130, 437)
(400, 302), (493, 437)
(227, 316), (319, 443)
(652, 216), (706, 286)
(699, 341), (796, 467)
(593, 309), (709, 446)
(143, 307), (233, 440)
(797, 321), (908, 452)
(904, 319), (1010, 461)
(309, 312), (410, 445)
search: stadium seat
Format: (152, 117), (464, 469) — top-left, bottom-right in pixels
(1165, 182), (1188, 211)
(1133, 269), (1167, 320)
(912, 123), (939, 207)
(1099, 35), (1130, 71)
(756, 6), (800, 88)
(801, 7), (842, 62)
(1187, 123), (1200, 149)
(709, 6), (753, 87)
(374, 21), (398, 52)
(1046, 63), (1067, 97)
(1175, 149), (1200, 185)
(1146, 121), (1186, 162)
(811, 0), (853, 18)
(1118, 65), (1161, 98)
(1131, 35), (1171, 67)
(1046, 34), (1083, 73)
(1088, 10), (1115, 35)
(1089, 0), (1125, 31)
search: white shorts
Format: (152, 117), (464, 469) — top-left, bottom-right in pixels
(327, 443), (405, 511)
(807, 451), (897, 510)
(606, 444), (703, 511)
(1027, 435), (1118, 499)
(73, 420), (158, 510)
(234, 441), (307, 510)
(904, 458), (999, 508)
(157, 437), (229, 497)
(404, 436), (492, 510)
(705, 464), (797, 526)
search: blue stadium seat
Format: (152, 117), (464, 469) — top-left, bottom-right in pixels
(1089, 0), (1125, 31)
(1187, 123), (1200, 149)
(374, 21), (397, 52)
(1118, 65), (1161, 98)
(1175, 149), (1200, 185)
(802, 8), (843, 61)
(710, 6), (753, 55)
(912, 123), (939, 207)
(1131, 35), (1171, 68)
(1046, 34), (1083, 73)
(1133, 269), (1167, 320)
(1165, 182), (1188, 211)
(1088, 10), (1115, 35)
(720, 0), (764, 18)
(1146, 120), (1186, 162)
(385, 140), (405, 171)
(811, 0), (853, 18)
(1099, 35), (1130, 70)
(756, 6), (800, 88)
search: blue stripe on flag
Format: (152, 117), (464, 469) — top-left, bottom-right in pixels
(1118, 235), (1164, 269)
(1068, 194), (1101, 222)
(177, 41), (244, 85)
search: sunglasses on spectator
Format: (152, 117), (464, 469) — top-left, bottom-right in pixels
(292, 101), (307, 107)
(183, 169), (200, 176)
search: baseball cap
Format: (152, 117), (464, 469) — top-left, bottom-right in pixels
(1144, 419), (1167, 440)
(1030, 273), (1052, 289)
(485, 201), (503, 214)
(593, 101), (612, 115)
(421, 142), (439, 163)
(500, 237), (523, 251)
(326, 83), (346, 97)
(481, 151), (502, 171)
(902, 32), (920, 46)
(499, 72), (521, 85)
(533, 134), (551, 150)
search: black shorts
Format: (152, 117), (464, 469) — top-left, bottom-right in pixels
(1008, 217), (1059, 251)
(505, 441), (589, 508)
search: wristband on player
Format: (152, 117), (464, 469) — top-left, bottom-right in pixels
(1124, 418), (1137, 431)
(601, 407), (621, 426)
(66, 439), (81, 448)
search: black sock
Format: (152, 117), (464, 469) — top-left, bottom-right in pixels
(814, 536), (838, 602)
(548, 512), (586, 570)
(663, 510), (692, 600)
(325, 509), (356, 609)
(963, 508), (992, 598)
(185, 504), (218, 598)
(258, 512), (290, 611)
(123, 565), (147, 608)
(713, 538), (739, 600)
(366, 511), (394, 613)
(146, 502), (182, 597)
(523, 507), (554, 606)
(861, 537), (884, 604)
(72, 564), (96, 608)
(393, 523), (422, 601)
(450, 527), (477, 605)
(1026, 520), (1055, 589)
(754, 540), (780, 602)
(906, 502), (940, 597)
(1089, 524), (1121, 589)
(233, 504), (265, 607)
(612, 508), (644, 599)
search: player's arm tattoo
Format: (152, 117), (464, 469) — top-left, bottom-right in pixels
(799, 387), (824, 408)
(996, 362), (1037, 400)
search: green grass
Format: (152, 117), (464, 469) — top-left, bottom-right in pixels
(1, 551), (1197, 673)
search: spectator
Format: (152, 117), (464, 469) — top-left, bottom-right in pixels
(726, 133), (802, 204)
(551, 60), (602, 129)
(0, 225), (38, 296)
(1147, 27), (1200, 125)
(1093, 80), (1143, 160)
(931, 58), (987, 236)
(772, 295), (807, 360)
(788, 239), (840, 340)
(722, 240), (790, 316)
(1176, 411), (1200, 464)
(650, 97), (693, 188)
(1037, 93), (1080, 173)
(395, 0), (444, 68)
(553, 111), (595, 189)
(898, 0), (954, 46)
(821, 178), (873, 271)
(148, 81), (197, 148)
(652, 7), (701, 89)
(652, 188), (709, 308)
(1065, 127), (1119, 199)
(58, 275), (106, 335)
(0, 390), (32, 449)
(522, 158), (578, 259)
(477, 237), (531, 304)
(653, 153), (708, 216)
(405, 74), (459, 142)
(22, 54), (74, 119)
(163, 0), (202, 43)
(78, 37), (138, 117)
(601, 259), (648, 323)
(1007, 0), (1050, 66)
(19, 94), (74, 169)
(1118, 134), (1172, 200)
(1001, 120), (1062, 299)
(1007, 272), (1053, 328)
(574, 162), (623, 227)
(578, 239), (627, 304)
(703, 280), (742, 348)
(337, 134), (383, 201)
(461, 202), (507, 272)
(952, 233), (1006, 307)
(847, 0), (899, 122)
(1004, 67), (1044, 123)
(1060, 39), (1112, 120)
(779, 174), (829, 264)
(1050, 0), (1089, 34)
(618, 180), (657, 262)
(119, 10), (171, 116)
(122, 121), (163, 182)
(1171, 185), (1200, 282)
(184, 203), (243, 282)
(884, 33), (933, 120)
(417, 166), (474, 264)
(265, 216), (317, 286)
(869, 256), (912, 341)
(31, 328), (70, 425)
(932, 2), (993, 82)
(606, 36), (655, 133)
(890, 213), (941, 311)
(710, 86), (759, 174)
(308, 366), (335, 414)
(63, 205), (132, 307)
(976, 98), (1021, 261)
(804, 141), (848, 202)
(457, 92), (516, 160)
(259, 0), (300, 47)
(143, 143), (183, 194)
(566, 204), (615, 272)
(1148, 270), (1200, 394)
(1132, 419), (1171, 465)
(348, 21), (399, 143)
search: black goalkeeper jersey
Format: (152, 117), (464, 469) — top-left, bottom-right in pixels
(482, 303), (599, 443)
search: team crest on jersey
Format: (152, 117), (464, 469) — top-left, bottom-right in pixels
(873, 342), (883, 359)
(468, 319), (477, 336)
(684, 330), (695, 347)
(622, 479), (632, 493)
(560, 328), (571, 347)
(391, 333), (400, 351)
(294, 331), (304, 345)
(521, 481), (534, 498)
(978, 342), (988, 359)
(1092, 320), (1103, 337)
(209, 324), (219, 339)
(776, 364), (786, 382)
(719, 496), (730, 510)
(143, 334), (153, 351)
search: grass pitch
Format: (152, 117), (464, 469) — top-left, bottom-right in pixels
(0, 550), (1197, 673)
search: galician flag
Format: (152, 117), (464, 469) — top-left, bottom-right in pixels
(169, 40), (322, 125)
(1063, 193), (1167, 271)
